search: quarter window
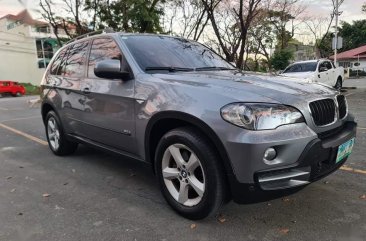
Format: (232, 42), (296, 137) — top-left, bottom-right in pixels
(88, 38), (124, 78)
(50, 48), (67, 75)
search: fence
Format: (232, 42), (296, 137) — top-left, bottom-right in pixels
(349, 68), (366, 77)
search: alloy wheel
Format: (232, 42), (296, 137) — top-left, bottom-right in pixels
(47, 117), (60, 151)
(161, 144), (205, 207)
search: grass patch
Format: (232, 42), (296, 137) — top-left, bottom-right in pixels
(20, 83), (41, 95)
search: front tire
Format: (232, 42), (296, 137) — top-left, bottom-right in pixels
(335, 77), (342, 91)
(45, 111), (78, 156)
(155, 127), (227, 220)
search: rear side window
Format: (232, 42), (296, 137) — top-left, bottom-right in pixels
(50, 48), (67, 75)
(62, 41), (89, 78)
(88, 38), (123, 78)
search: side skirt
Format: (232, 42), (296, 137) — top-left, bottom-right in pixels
(67, 133), (147, 164)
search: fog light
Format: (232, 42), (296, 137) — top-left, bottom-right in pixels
(264, 148), (277, 161)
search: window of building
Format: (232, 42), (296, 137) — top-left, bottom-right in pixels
(36, 39), (54, 59)
(33, 25), (50, 33)
(7, 20), (21, 30)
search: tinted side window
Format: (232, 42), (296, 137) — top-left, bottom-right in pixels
(62, 41), (89, 78)
(50, 48), (67, 75)
(325, 61), (333, 69)
(319, 62), (327, 71)
(88, 38), (123, 78)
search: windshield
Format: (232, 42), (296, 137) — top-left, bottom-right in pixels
(283, 62), (318, 73)
(121, 35), (234, 72)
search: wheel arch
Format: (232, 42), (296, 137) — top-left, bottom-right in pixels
(41, 101), (57, 124)
(145, 111), (234, 178)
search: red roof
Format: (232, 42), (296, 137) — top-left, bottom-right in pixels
(330, 45), (366, 60)
(0, 10), (46, 26)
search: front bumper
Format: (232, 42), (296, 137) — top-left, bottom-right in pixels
(229, 121), (357, 204)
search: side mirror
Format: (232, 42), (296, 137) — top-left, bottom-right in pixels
(319, 67), (328, 72)
(94, 59), (130, 80)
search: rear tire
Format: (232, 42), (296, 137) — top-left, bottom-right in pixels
(334, 77), (342, 91)
(155, 127), (227, 220)
(45, 111), (78, 156)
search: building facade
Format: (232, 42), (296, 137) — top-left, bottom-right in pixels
(0, 10), (68, 85)
(330, 45), (366, 75)
(330, 46), (366, 68)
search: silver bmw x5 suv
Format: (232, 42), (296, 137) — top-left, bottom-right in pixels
(40, 32), (357, 220)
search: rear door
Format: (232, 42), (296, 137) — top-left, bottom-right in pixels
(80, 37), (136, 154)
(46, 41), (90, 135)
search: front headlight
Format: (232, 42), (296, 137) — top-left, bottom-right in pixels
(220, 103), (305, 130)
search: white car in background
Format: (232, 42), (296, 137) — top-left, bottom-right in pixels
(280, 59), (344, 90)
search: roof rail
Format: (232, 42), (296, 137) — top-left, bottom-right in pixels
(65, 28), (114, 44)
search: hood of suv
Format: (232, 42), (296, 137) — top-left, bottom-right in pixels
(152, 70), (336, 106)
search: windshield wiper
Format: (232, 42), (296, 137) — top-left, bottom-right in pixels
(195, 66), (236, 71)
(145, 67), (194, 72)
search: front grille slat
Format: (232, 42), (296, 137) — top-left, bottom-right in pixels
(318, 101), (324, 124)
(309, 99), (336, 126)
(337, 95), (347, 119)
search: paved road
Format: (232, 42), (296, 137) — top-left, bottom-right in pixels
(0, 92), (365, 241)
(343, 78), (366, 89)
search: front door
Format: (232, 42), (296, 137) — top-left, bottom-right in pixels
(80, 37), (136, 154)
(318, 61), (330, 85)
(324, 61), (336, 86)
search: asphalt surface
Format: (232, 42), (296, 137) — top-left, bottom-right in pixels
(0, 90), (365, 241)
(343, 78), (366, 89)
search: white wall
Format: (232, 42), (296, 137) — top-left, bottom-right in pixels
(338, 59), (366, 69)
(0, 19), (46, 85)
(353, 60), (366, 69)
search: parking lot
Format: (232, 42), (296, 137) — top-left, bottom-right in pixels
(0, 90), (365, 241)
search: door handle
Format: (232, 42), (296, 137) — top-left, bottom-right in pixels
(82, 87), (91, 94)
